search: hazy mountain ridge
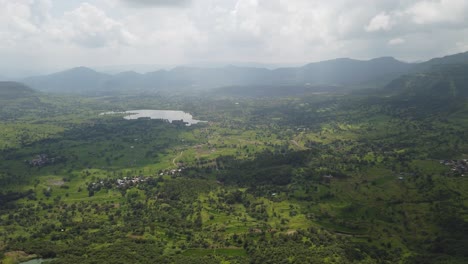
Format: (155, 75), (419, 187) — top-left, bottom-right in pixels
(413, 51), (468, 72)
(20, 56), (412, 95)
(0, 81), (37, 99)
(15, 51), (468, 96)
(23, 67), (111, 95)
(385, 63), (468, 99)
(209, 84), (343, 98)
(0, 81), (46, 120)
(271, 56), (412, 86)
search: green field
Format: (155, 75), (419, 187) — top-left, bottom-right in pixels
(0, 87), (467, 264)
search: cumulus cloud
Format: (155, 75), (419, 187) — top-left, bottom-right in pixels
(388, 38), (405, 45)
(365, 12), (393, 32)
(405, 0), (468, 25)
(30, 0), (52, 25)
(55, 3), (136, 48)
(120, 0), (191, 7)
(1, 0), (468, 74)
(0, 0), (41, 46)
(0, 1), (135, 49)
(456, 41), (468, 51)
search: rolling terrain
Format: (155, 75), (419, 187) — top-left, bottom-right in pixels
(0, 53), (467, 264)
(21, 55), (415, 95)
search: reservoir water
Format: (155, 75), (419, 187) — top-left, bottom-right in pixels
(20, 259), (54, 264)
(101, 110), (206, 126)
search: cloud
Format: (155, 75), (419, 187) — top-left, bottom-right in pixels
(51, 3), (137, 48)
(61, 3), (134, 48)
(1, 0), (468, 74)
(0, 0), (51, 49)
(405, 0), (468, 25)
(388, 38), (405, 45)
(30, 0), (52, 24)
(0, 1), (136, 50)
(120, 0), (191, 8)
(365, 12), (393, 32)
(456, 41), (468, 52)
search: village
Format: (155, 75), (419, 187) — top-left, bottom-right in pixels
(87, 176), (149, 192)
(87, 168), (186, 192)
(27, 154), (57, 167)
(440, 159), (468, 176)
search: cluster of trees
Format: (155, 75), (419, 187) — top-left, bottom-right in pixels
(1, 80), (468, 263)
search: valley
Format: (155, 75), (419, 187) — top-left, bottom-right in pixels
(1, 53), (468, 264)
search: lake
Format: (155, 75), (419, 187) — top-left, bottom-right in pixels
(100, 110), (206, 126)
(20, 259), (54, 264)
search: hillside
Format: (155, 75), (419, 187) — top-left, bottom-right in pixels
(272, 56), (412, 87)
(0, 82), (45, 121)
(386, 64), (468, 98)
(0, 82), (37, 99)
(209, 84), (343, 98)
(22, 56), (413, 95)
(23, 67), (111, 94)
(382, 64), (468, 117)
(1, 52), (468, 264)
(0, 86), (467, 263)
(413, 51), (468, 72)
(22, 52), (468, 96)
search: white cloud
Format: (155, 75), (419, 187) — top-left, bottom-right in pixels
(365, 12), (393, 32)
(455, 42), (468, 52)
(30, 0), (53, 24)
(406, 0), (468, 25)
(388, 38), (405, 45)
(1, 0), (468, 74)
(0, 1), (135, 49)
(120, 0), (191, 8)
(0, 1), (40, 47)
(53, 3), (136, 48)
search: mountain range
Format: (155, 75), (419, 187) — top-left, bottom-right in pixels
(7, 51), (467, 95)
(19, 57), (411, 95)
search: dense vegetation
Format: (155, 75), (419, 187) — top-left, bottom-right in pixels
(0, 62), (467, 264)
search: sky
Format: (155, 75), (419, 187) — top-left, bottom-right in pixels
(1, 0), (468, 76)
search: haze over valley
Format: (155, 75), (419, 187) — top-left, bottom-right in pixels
(1, 1), (468, 264)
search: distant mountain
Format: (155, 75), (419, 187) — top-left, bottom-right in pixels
(271, 57), (412, 87)
(23, 67), (111, 94)
(92, 64), (171, 74)
(385, 64), (468, 99)
(0, 82), (44, 120)
(210, 84), (343, 98)
(209, 57), (414, 97)
(107, 58), (411, 90)
(413, 51), (468, 72)
(20, 52), (468, 95)
(102, 71), (144, 91)
(23, 65), (273, 94)
(0, 82), (37, 99)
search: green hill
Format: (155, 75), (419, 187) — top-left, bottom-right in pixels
(0, 82), (43, 120)
(0, 82), (37, 99)
(1, 52), (468, 264)
(386, 64), (468, 99)
(23, 67), (111, 95)
(22, 57), (412, 95)
(413, 51), (468, 72)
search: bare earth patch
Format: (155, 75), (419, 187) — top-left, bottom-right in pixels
(4, 251), (37, 263)
(47, 179), (65, 186)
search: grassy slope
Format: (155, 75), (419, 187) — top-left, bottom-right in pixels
(0, 91), (467, 263)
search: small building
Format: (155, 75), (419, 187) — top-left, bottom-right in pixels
(322, 175), (333, 184)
